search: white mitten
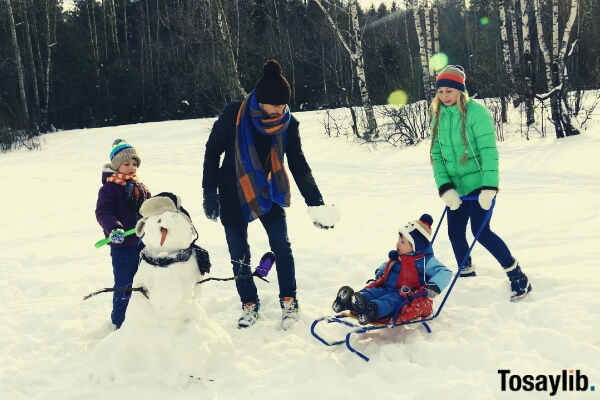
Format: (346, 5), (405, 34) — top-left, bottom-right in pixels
(478, 189), (497, 210)
(307, 204), (340, 230)
(441, 189), (462, 211)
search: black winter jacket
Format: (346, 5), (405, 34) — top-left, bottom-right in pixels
(202, 102), (324, 225)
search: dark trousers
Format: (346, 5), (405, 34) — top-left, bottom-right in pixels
(110, 245), (140, 328)
(447, 193), (514, 269)
(223, 205), (296, 304)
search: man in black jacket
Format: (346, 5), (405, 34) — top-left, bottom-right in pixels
(202, 60), (336, 329)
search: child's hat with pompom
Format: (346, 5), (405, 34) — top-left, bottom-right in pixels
(399, 214), (433, 253)
(110, 138), (140, 170)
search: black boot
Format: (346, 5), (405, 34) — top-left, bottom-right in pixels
(332, 286), (354, 313)
(351, 292), (378, 325)
(358, 302), (378, 325)
(505, 261), (532, 301)
(459, 256), (476, 277)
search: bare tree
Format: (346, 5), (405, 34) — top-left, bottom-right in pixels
(409, 0), (431, 100)
(312, 0), (378, 139)
(519, 0), (535, 125)
(432, 0), (439, 55)
(23, 0), (41, 121)
(404, 7), (415, 83)
(423, 0), (436, 93)
(40, 0), (57, 128)
(215, 0), (246, 100)
(498, 0), (514, 83)
(533, 0), (579, 138)
(6, 0), (30, 124)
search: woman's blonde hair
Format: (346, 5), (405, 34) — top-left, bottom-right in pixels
(429, 90), (469, 163)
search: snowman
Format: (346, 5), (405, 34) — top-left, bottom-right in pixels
(88, 193), (226, 385)
(131, 191), (211, 318)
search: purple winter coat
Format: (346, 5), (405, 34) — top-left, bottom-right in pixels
(95, 165), (151, 247)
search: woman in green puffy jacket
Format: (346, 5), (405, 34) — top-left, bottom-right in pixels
(429, 65), (531, 301)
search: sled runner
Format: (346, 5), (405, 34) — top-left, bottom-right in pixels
(310, 196), (495, 361)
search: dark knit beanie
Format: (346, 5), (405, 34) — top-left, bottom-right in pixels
(255, 59), (291, 105)
(110, 138), (140, 170)
(435, 65), (467, 93)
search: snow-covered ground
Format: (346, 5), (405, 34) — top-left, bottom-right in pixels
(1, 100), (599, 399)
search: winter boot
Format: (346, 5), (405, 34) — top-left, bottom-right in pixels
(351, 292), (378, 325)
(237, 302), (260, 328)
(332, 286), (354, 313)
(280, 297), (299, 330)
(505, 261), (532, 301)
(459, 257), (476, 277)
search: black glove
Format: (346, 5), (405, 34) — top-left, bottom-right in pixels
(203, 190), (220, 221)
(425, 282), (441, 298)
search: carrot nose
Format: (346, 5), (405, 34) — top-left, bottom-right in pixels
(160, 227), (168, 246)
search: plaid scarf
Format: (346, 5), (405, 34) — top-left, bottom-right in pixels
(234, 91), (291, 222)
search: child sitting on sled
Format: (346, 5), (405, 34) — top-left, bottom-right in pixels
(332, 214), (452, 325)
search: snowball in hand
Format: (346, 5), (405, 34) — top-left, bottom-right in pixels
(307, 204), (340, 229)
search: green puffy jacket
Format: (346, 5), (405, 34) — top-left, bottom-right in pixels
(430, 99), (499, 196)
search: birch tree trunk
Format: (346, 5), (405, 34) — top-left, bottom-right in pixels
(122, 0), (129, 61)
(108, 0), (119, 55)
(6, 0), (30, 124)
(101, 0), (108, 59)
(23, 0), (40, 121)
(286, 27), (296, 106)
(509, 0), (522, 108)
(41, 0), (56, 129)
(509, 0), (520, 66)
(404, 5), (415, 84)
(312, 0), (378, 139)
(498, 0), (515, 83)
(87, 0), (100, 70)
(432, 1), (440, 54)
(423, 0), (435, 93)
(215, 0), (246, 100)
(533, 0), (579, 138)
(411, 0), (431, 100)
(349, 0), (378, 138)
(520, 0), (535, 125)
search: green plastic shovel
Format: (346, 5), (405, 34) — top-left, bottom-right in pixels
(94, 228), (136, 248)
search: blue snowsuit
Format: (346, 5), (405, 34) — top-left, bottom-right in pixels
(360, 247), (452, 319)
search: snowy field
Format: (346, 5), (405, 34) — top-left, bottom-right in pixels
(1, 99), (599, 399)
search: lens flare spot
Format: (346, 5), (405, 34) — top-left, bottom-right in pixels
(429, 53), (448, 73)
(480, 17), (489, 26)
(387, 90), (408, 106)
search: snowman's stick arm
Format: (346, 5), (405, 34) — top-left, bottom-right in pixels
(196, 273), (269, 285)
(83, 286), (149, 300)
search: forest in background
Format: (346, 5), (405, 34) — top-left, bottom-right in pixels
(1, 0), (599, 139)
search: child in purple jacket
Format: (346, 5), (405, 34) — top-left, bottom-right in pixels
(95, 139), (150, 328)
